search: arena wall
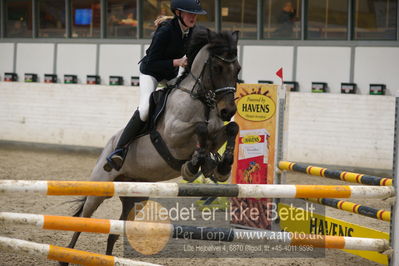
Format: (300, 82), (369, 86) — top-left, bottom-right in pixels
(285, 92), (395, 170)
(0, 82), (138, 147)
(0, 82), (395, 170)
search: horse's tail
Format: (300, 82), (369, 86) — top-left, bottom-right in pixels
(67, 197), (87, 217)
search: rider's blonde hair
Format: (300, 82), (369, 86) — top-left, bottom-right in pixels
(154, 15), (174, 28)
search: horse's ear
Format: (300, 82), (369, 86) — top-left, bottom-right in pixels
(232, 31), (239, 44)
(207, 28), (217, 41)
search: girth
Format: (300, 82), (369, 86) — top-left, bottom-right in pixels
(150, 130), (187, 171)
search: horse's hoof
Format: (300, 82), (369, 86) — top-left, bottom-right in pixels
(103, 162), (112, 172)
(59, 262), (69, 266)
(103, 156), (123, 172)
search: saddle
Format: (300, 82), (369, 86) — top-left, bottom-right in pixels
(139, 87), (172, 136)
(137, 86), (187, 171)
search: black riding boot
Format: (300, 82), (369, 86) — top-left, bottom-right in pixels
(104, 110), (145, 172)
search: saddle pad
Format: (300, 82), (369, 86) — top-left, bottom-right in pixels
(137, 87), (173, 138)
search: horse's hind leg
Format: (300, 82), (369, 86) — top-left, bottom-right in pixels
(59, 196), (107, 266)
(106, 196), (149, 255)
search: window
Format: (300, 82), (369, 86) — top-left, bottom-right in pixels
(107, 0), (137, 38)
(221, 0), (257, 39)
(264, 0), (302, 39)
(38, 0), (66, 38)
(142, 0), (213, 39)
(5, 0), (32, 38)
(142, 0), (171, 38)
(72, 0), (100, 38)
(196, 0), (215, 31)
(307, 0), (348, 40)
(354, 0), (397, 40)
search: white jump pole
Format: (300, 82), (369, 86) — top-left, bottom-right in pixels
(391, 97), (399, 266)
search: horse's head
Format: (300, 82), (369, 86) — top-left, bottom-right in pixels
(183, 29), (241, 121)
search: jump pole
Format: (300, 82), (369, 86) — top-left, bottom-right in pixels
(0, 180), (395, 199)
(0, 212), (390, 252)
(0, 236), (160, 266)
(279, 161), (393, 186)
(305, 198), (391, 222)
(390, 97), (399, 265)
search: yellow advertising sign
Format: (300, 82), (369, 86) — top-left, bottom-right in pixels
(278, 203), (389, 265)
(236, 94), (276, 121)
(230, 84), (278, 231)
(232, 84), (278, 185)
(241, 135), (262, 144)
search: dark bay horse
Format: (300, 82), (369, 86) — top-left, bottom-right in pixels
(61, 28), (241, 264)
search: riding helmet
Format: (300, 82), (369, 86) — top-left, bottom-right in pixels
(171, 0), (207, 15)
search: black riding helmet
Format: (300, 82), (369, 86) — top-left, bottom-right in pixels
(171, 0), (207, 27)
(171, 0), (207, 15)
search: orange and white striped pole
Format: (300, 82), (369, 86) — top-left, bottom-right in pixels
(0, 212), (390, 252)
(286, 232), (389, 251)
(0, 236), (160, 266)
(0, 180), (395, 199)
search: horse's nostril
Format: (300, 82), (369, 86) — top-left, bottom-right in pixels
(221, 109), (235, 121)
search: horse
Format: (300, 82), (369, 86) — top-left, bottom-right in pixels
(60, 28), (241, 264)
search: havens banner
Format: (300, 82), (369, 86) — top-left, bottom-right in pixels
(231, 84), (278, 230)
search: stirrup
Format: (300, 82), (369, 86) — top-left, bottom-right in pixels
(103, 148), (126, 172)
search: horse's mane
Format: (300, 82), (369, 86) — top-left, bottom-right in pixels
(175, 27), (238, 86)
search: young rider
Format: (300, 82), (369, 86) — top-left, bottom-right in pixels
(104, 0), (207, 172)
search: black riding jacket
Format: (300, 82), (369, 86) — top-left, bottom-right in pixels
(140, 17), (193, 82)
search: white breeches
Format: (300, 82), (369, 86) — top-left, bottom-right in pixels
(138, 67), (183, 121)
(138, 73), (158, 121)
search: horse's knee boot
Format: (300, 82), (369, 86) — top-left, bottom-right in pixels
(181, 161), (199, 182)
(226, 121), (239, 137)
(201, 154), (217, 178)
(213, 171), (230, 182)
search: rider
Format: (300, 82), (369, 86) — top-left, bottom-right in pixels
(104, 0), (207, 172)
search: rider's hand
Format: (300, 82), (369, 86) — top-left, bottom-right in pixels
(173, 56), (187, 67)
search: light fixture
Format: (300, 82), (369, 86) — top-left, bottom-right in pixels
(44, 74), (57, 83)
(369, 84), (386, 95)
(64, 74), (77, 84)
(311, 82), (327, 93)
(87, 75), (100, 85)
(4, 72), (17, 82)
(24, 73), (38, 82)
(258, 80), (273, 84)
(131, 76), (139, 86)
(283, 81), (298, 91)
(341, 83), (357, 94)
(110, 76), (124, 86)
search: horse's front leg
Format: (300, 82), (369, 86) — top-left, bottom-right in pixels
(181, 122), (209, 182)
(213, 122), (239, 182)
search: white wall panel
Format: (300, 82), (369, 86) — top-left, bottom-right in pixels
(16, 43), (54, 82)
(0, 82), (139, 147)
(99, 44), (141, 85)
(0, 43), (14, 80)
(57, 44), (97, 84)
(241, 46), (294, 84)
(354, 47), (399, 95)
(296, 47), (351, 93)
(285, 92), (395, 170)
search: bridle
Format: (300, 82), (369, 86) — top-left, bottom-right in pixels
(188, 52), (238, 111)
